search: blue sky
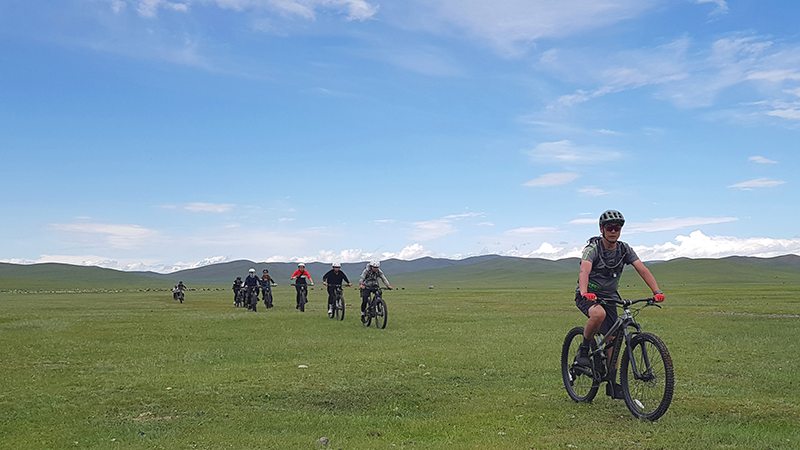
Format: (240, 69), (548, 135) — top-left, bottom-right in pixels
(1, 0), (798, 273)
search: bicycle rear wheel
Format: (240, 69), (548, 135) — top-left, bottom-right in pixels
(561, 326), (599, 402)
(620, 332), (674, 421)
(375, 298), (387, 329)
(335, 295), (345, 321)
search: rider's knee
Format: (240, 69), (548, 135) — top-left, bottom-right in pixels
(588, 305), (606, 321)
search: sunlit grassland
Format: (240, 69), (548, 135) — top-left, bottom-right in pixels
(1, 274), (799, 449)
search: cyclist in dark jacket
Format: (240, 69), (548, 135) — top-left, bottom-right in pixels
(243, 268), (260, 311)
(260, 269), (276, 308)
(323, 263), (351, 315)
(574, 210), (665, 399)
(232, 277), (243, 305)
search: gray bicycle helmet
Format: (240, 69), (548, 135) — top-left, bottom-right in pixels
(369, 260), (380, 268)
(599, 210), (625, 227)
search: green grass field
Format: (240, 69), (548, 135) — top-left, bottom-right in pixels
(1, 270), (799, 449)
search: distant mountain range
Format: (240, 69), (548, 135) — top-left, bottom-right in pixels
(2, 254), (800, 291)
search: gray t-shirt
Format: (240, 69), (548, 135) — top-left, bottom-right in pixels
(576, 236), (639, 298)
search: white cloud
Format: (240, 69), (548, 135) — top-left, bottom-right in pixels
(541, 33), (800, 124)
(547, 37), (690, 108)
(568, 216), (739, 232)
(568, 218), (596, 225)
(523, 172), (579, 187)
(625, 217), (739, 233)
(270, 243), (439, 265)
(136, 0), (189, 18)
(183, 202), (235, 213)
(635, 230), (800, 260)
(696, 0), (728, 15)
(506, 227), (559, 236)
(203, 0), (378, 21)
(410, 219), (456, 241)
(749, 155), (778, 164)
(1, 254), (227, 273)
(391, 244), (438, 260)
(407, 0), (657, 55)
(578, 187), (609, 196)
(728, 177), (786, 189)
(410, 213), (485, 241)
(766, 104), (800, 121)
(49, 222), (159, 249)
(526, 140), (621, 164)
(444, 212), (484, 220)
(383, 47), (463, 77)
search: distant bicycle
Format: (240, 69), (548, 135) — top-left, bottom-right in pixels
(245, 286), (259, 312)
(291, 284), (309, 312)
(561, 297), (674, 421)
(328, 284), (346, 320)
(234, 289), (246, 308)
(361, 286), (389, 329)
(262, 284), (274, 309)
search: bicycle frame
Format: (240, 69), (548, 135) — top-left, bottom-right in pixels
(589, 298), (660, 383)
(365, 287), (383, 314)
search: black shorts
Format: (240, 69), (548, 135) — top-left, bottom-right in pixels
(574, 292), (618, 336)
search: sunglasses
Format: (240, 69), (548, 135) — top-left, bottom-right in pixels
(605, 224), (622, 232)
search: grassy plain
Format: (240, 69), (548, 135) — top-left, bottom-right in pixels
(1, 267), (799, 449)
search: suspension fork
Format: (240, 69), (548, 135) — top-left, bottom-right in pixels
(622, 322), (653, 380)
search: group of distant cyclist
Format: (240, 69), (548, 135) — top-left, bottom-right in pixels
(230, 260), (392, 319)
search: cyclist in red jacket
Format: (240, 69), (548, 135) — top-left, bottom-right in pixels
(290, 263), (314, 309)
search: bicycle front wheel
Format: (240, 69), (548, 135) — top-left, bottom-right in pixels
(620, 332), (674, 421)
(375, 298), (387, 329)
(561, 326), (599, 402)
(335, 296), (345, 321)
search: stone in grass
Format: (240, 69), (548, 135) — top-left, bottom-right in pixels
(316, 437), (330, 446)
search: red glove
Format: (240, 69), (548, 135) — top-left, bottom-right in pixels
(583, 293), (597, 301)
(653, 290), (665, 302)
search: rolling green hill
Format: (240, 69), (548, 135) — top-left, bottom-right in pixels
(2, 255), (799, 291)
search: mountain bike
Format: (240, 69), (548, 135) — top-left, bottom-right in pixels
(262, 283), (274, 308)
(361, 286), (389, 329)
(245, 286), (259, 312)
(234, 289), (245, 308)
(561, 297), (674, 421)
(291, 283), (309, 312)
(327, 285), (345, 320)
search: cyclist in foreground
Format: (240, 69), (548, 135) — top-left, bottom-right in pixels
(290, 263), (314, 310)
(575, 209), (665, 399)
(323, 263), (351, 316)
(359, 260), (392, 318)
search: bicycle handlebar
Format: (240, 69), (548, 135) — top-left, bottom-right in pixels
(598, 297), (659, 308)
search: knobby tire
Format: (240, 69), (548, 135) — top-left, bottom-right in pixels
(335, 294), (345, 321)
(561, 326), (599, 402)
(375, 298), (387, 329)
(620, 332), (674, 421)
